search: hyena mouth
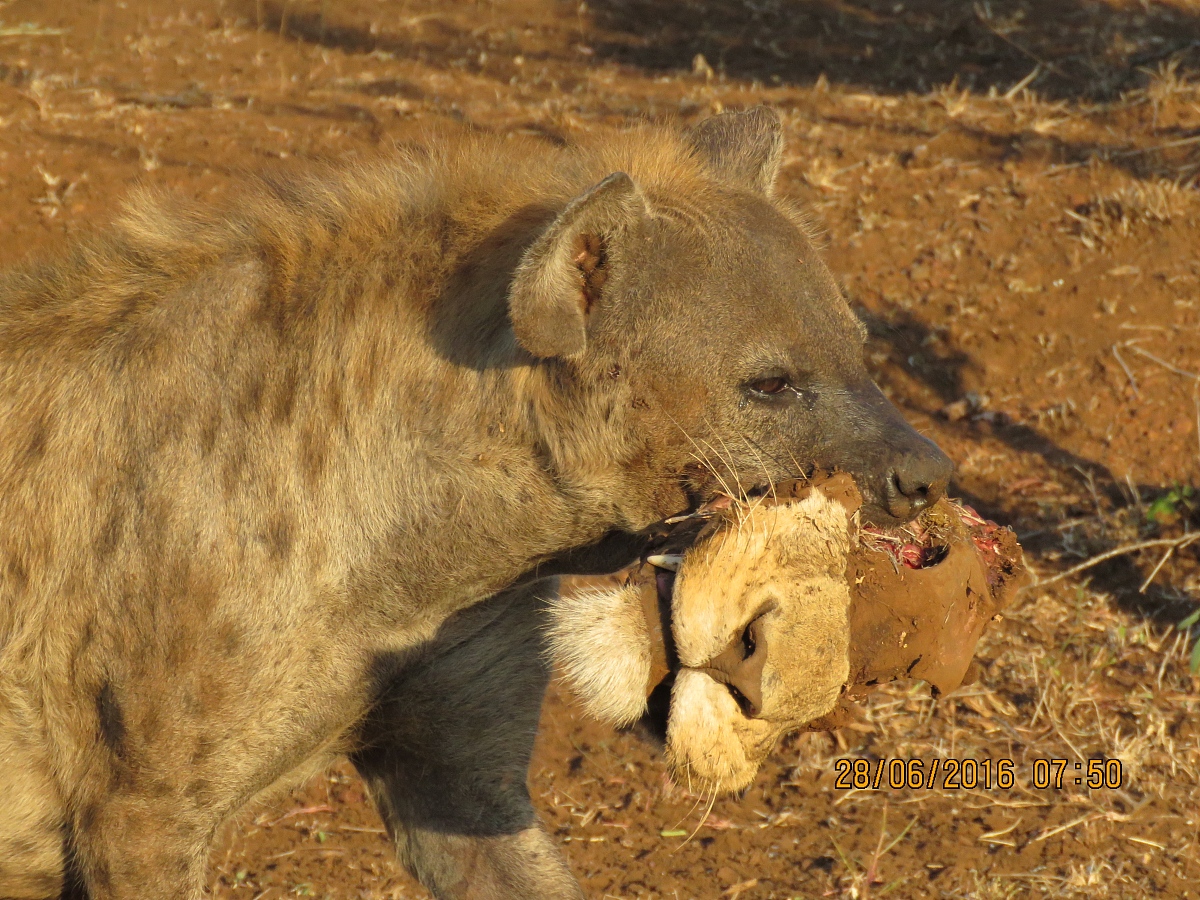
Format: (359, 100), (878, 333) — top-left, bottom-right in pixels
(679, 461), (790, 512)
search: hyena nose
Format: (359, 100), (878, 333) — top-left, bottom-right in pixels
(884, 445), (954, 522)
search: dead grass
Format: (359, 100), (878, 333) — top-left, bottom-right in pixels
(1066, 179), (1196, 248)
(1135, 59), (1200, 112)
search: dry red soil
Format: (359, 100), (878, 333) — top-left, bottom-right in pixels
(4, 1), (1200, 897)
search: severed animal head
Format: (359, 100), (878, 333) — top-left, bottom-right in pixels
(548, 474), (1026, 795)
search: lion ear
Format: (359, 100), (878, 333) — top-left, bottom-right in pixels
(508, 172), (647, 359)
(688, 106), (784, 195)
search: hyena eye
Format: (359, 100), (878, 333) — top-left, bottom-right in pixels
(749, 376), (789, 396)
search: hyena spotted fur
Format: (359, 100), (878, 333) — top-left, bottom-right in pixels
(0, 108), (950, 899)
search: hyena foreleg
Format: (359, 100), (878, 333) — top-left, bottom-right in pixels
(352, 583), (583, 900)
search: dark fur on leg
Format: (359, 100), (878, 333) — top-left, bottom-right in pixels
(353, 584), (581, 900)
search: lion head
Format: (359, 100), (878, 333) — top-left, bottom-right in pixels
(549, 477), (854, 794)
(548, 473), (1023, 795)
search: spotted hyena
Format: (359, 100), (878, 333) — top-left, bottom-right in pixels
(0, 108), (951, 899)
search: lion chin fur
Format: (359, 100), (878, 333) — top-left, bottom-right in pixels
(545, 582), (653, 728)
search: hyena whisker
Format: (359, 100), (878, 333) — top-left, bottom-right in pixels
(704, 424), (778, 542)
(681, 437), (737, 505)
(689, 450), (738, 507)
(699, 431), (758, 538)
(666, 409), (747, 508)
(665, 410), (734, 499)
(700, 425), (748, 499)
(740, 432), (778, 502)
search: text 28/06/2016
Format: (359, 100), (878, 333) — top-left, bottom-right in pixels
(834, 757), (1124, 791)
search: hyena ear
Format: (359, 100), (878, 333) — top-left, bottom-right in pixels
(509, 172), (647, 359)
(688, 105), (784, 195)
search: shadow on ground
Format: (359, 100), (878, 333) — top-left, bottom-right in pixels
(251, 0), (1200, 184)
(588, 0), (1200, 102)
(253, 0), (1200, 102)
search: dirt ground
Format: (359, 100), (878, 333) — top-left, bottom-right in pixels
(4, 0), (1200, 897)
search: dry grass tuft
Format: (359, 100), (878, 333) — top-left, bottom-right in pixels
(1065, 178), (1194, 247)
(1136, 59), (1200, 108)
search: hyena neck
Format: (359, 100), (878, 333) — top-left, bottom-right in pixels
(368, 358), (641, 613)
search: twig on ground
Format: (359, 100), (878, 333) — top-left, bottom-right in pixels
(1194, 381), (1200, 466)
(1141, 543), (1182, 593)
(1124, 343), (1199, 380)
(1114, 133), (1200, 158)
(1028, 534), (1200, 590)
(973, 4), (1064, 79)
(1111, 344), (1140, 396)
(1033, 812), (1104, 843)
(1003, 65), (1042, 101)
(1125, 474), (1144, 513)
(0, 23), (67, 37)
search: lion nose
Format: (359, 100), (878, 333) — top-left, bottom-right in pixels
(698, 613), (768, 717)
(883, 445), (953, 522)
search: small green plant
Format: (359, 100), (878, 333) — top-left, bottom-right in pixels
(1146, 485), (1196, 525)
(1179, 608), (1200, 675)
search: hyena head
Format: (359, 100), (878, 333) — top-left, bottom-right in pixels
(507, 106), (952, 528)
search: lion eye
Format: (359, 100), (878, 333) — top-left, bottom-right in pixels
(750, 377), (789, 396)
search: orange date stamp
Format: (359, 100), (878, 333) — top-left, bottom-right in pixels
(833, 757), (1125, 791)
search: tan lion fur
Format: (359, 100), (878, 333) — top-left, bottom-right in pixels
(667, 492), (852, 793)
